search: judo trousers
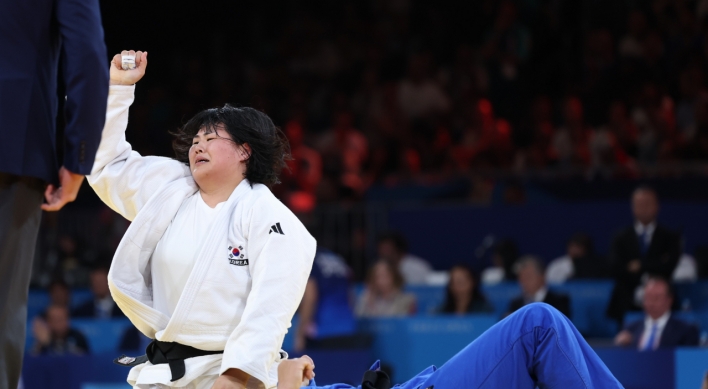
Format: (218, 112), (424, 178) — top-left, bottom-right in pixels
(310, 303), (623, 389)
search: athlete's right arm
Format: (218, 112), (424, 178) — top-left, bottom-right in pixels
(88, 51), (192, 221)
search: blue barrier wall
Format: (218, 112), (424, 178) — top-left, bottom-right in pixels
(358, 315), (497, 382)
(388, 202), (708, 271)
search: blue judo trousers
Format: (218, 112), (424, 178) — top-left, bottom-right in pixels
(303, 303), (623, 389)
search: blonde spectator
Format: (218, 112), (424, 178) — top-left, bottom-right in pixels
(355, 260), (416, 317)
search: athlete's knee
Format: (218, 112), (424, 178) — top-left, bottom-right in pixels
(515, 303), (563, 326)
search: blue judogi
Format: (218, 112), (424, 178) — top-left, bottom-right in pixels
(303, 303), (623, 389)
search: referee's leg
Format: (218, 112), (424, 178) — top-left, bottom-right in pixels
(0, 174), (44, 389)
(415, 303), (623, 389)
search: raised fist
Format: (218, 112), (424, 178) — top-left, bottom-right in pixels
(110, 50), (147, 86)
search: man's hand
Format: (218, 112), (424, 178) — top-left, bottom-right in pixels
(41, 166), (84, 211)
(614, 330), (633, 346)
(627, 259), (641, 273)
(278, 356), (315, 389)
(110, 50), (147, 86)
(31, 317), (50, 346)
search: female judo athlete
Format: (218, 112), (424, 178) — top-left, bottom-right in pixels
(91, 51), (316, 389)
(277, 304), (624, 389)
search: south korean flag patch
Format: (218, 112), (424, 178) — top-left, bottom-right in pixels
(228, 244), (248, 266)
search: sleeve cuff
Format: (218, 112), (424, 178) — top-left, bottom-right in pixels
(109, 84), (136, 94)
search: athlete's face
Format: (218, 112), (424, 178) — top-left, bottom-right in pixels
(189, 125), (249, 188)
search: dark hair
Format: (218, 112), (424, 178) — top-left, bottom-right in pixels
(632, 185), (658, 199)
(441, 264), (488, 313)
(515, 255), (545, 276)
(568, 233), (594, 255)
(48, 279), (69, 291)
(377, 232), (409, 253)
(646, 275), (674, 298)
(172, 104), (291, 186)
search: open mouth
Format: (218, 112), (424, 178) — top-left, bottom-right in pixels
(195, 157), (210, 165)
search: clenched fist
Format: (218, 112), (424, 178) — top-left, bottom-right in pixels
(277, 356), (315, 389)
(110, 50), (147, 86)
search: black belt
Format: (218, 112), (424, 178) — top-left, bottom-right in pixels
(114, 340), (223, 382)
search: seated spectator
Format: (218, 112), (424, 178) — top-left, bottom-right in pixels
(72, 264), (124, 319)
(377, 232), (433, 285)
(440, 265), (493, 314)
(481, 239), (519, 285)
(614, 276), (699, 350)
(546, 233), (606, 284)
(507, 256), (571, 318)
(31, 304), (89, 355)
(294, 248), (357, 352)
(355, 260), (416, 317)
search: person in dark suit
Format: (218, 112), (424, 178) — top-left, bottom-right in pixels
(606, 187), (681, 326)
(0, 0), (107, 386)
(507, 256), (571, 318)
(614, 276), (699, 350)
(71, 265), (124, 319)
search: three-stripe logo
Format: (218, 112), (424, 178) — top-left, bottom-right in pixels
(269, 222), (285, 235)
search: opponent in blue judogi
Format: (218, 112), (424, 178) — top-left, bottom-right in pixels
(294, 303), (623, 389)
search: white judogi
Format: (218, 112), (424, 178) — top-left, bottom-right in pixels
(88, 85), (316, 389)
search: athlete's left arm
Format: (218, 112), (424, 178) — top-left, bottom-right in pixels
(219, 195), (317, 388)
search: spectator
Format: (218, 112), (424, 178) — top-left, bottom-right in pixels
(397, 53), (450, 119)
(614, 277), (699, 350)
(440, 265), (493, 314)
(31, 305), (90, 355)
(481, 239), (519, 285)
(355, 260), (416, 317)
(546, 233), (606, 284)
(72, 264), (124, 319)
(550, 96), (591, 168)
(47, 279), (71, 309)
(507, 256), (571, 318)
(606, 187), (681, 325)
(294, 248), (356, 352)
(377, 232), (433, 285)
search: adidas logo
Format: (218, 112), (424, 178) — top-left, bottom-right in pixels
(269, 222), (284, 235)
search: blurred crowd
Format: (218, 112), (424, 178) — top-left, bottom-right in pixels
(31, 186), (708, 357)
(107, 0), (708, 210)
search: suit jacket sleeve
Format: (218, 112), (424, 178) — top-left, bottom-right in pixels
(609, 231), (632, 280)
(220, 195), (317, 386)
(643, 230), (681, 279)
(56, 0), (109, 174)
(87, 85), (191, 221)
